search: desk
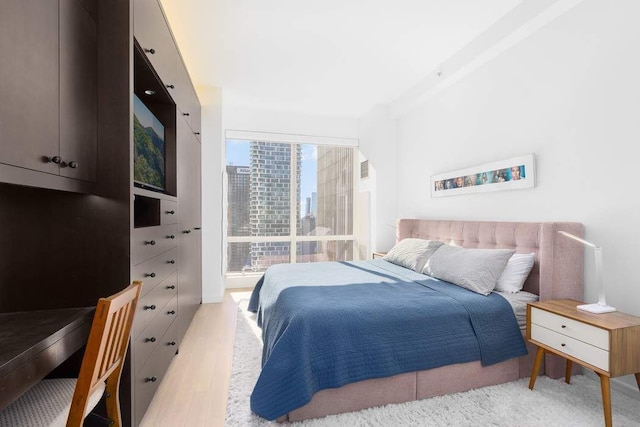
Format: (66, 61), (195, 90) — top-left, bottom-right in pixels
(0, 307), (94, 410)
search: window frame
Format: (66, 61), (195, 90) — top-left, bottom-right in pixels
(223, 130), (359, 287)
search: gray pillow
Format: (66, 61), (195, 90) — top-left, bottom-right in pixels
(383, 238), (444, 272)
(423, 245), (515, 295)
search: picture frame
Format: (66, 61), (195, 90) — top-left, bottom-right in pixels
(431, 154), (535, 197)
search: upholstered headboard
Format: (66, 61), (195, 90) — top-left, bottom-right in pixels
(396, 219), (584, 301)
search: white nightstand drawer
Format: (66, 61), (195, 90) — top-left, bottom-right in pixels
(531, 324), (609, 371)
(531, 307), (609, 350)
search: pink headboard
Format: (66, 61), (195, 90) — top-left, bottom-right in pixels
(396, 219), (584, 301)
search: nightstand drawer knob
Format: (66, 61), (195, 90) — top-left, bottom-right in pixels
(561, 325), (566, 328)
(561, 343), (566, 347)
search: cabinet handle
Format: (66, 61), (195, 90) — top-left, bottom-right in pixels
(166, 210), (175, 215)
(145, 240), (156, 246)
(144, 48), (156, 54)
(68, 161), (78, 169)
(183, 230), (191, 234)
(561, 325), (566, 328)
(561, 343), (566, 347)
(145, 376), (157, 383)
(194, 132), (200, 135)
(144, 272), (156, 278)
(145, 337), (156, 343)
(167, 310), (176, 315)
(166, 84), (175, 89)
(47, 155), (62, 164)
(194, 227), (201, 230)
(167, 235), (175, 239)
(168, 260), (175, 264)
(183, 112), (190, 116)
(166, 285), (176, 289)
(167, 341), (176, 346)
(143, 305), (156, 311)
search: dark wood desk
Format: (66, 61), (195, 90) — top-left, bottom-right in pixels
(0, 307), (94, 410)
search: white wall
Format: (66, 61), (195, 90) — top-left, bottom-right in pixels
(199, 86), (224, 303)
(358, 105), (398, 252)
(386, 0), (640, 390)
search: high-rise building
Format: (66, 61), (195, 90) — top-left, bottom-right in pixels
(226, 165), (251, 271)
(316, 146), (354, 261)
(249, 142), (301, 270)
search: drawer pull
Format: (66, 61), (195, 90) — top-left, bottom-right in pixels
(194, 227), (201, 230)
(168, 341), (176, 346)
(144, 240), (156, 246)
(167, 235), (176, 239)
(144, 48), (156, 55)
(561, 343), (566, 347)
(167, 310), (176, 315)
(194, 132), (200, 135)
(145, 337), (156, 343)
(561, 325), (566, 328)
(68, 161), (78, 169)
(143, 305), (156, 311)
(168, 260), (175, 264)
(167, 285), (176, 290)
(166, 84), (175, 89)
(144, 272), (156, 278)
(145, 376), (157, 383)
(183, 112), (190, 116)
(166, 210), (175, 215)
(183, 229), (191, 234)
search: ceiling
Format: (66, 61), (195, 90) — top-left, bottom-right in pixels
(160, 0), (522, 117)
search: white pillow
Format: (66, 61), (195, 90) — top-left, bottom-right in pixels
(383, 238), (444, 272)
(423, 245), (515, 295)
(494, 253), (536, 293)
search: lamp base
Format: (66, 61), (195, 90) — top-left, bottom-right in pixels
(577, 303), (616, 314)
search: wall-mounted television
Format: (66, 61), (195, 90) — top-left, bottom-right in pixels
(133, 94), (166, 192)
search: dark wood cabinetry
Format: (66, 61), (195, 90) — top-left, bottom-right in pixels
(131, 1), (202, 423)
(134, 0), (177, 93)
(0, 0), (97, 192)
(0, 1), (202, 425)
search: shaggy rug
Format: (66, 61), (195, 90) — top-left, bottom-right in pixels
(225, 301), (640, 426)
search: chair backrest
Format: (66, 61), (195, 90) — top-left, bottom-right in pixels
(66, 281), (142, 426)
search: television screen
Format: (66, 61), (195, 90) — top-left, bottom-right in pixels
(133, 94), (165, 191)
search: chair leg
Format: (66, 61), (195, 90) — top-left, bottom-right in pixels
(105, 372), (123, 427)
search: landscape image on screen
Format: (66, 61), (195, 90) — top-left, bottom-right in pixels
(134, 95), (165, 190)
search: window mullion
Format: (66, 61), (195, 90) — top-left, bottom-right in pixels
(290, 142), (298, 264)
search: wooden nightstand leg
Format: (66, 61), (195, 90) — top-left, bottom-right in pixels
(565, 360), (572, 384)
(598, 373), (612, 427)
(528, 347), (545, 390)
(635, 372), (640, 391)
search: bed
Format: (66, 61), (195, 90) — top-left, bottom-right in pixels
(248, 219), (584, 422)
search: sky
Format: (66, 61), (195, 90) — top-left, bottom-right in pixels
(226, 139), (317, 215)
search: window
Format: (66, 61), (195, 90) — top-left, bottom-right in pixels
(226, 139), (356, 274)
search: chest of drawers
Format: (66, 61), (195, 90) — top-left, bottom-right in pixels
(527, 299), (640, 427)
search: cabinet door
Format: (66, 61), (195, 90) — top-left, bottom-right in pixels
(175, 58), (192, 123)
(134, 0), (177, 93)
(0, 0), (59, 174)
(190, 86), (202, 141)
(59, 0), (97, 182)
(176, 117), (197, 339)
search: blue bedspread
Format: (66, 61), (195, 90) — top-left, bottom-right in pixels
(248, 259), (526, 420)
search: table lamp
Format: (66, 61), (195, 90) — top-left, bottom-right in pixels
(558, 231), (616, 314)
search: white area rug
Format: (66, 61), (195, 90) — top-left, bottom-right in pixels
(225, 301), (640, 426)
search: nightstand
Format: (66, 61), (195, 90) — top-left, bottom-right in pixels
(372, 251), (387, 259)
(527, 299), (640, 427)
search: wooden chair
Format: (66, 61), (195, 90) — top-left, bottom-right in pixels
(0, 281), (142, 427)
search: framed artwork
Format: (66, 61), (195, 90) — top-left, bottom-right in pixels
(431, 154), (535, 197)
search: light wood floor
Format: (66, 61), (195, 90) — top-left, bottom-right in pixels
(140, 290), (249, 427)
